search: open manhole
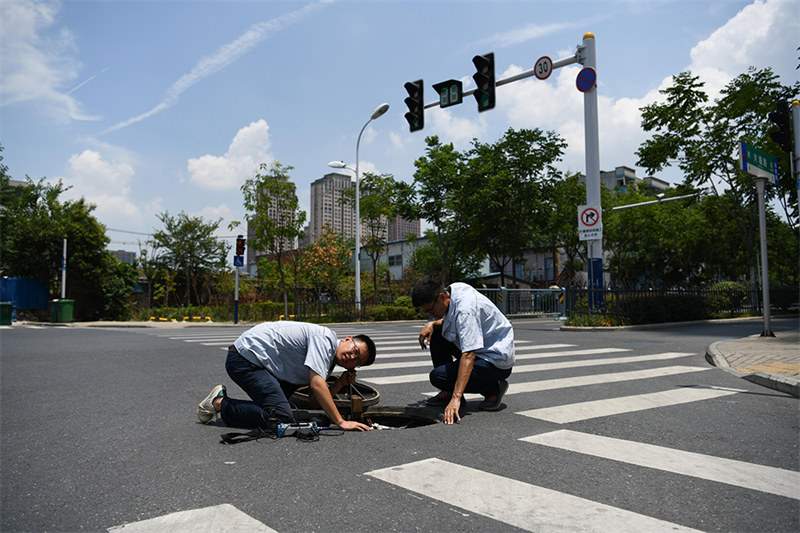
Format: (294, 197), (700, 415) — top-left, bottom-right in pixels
(359, 405), (442, 429)
(291, 376), (441, 429)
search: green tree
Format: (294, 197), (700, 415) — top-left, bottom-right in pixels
(298, 224), (351, 298)
(1, 146), (137, 320)
(239, 162), (306, 318)
(342, 172), (397, 302)
(396, 136), (479, 285)
(604, 184), (707, 287)
(547, 172), (586, 284)
(102, 259), (138, 320)
(464, 128), (567, 286)
(149, 211), (228, 307)
(636, 68), (798, 286)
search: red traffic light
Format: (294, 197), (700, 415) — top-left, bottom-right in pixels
(235, 236), (246, 256)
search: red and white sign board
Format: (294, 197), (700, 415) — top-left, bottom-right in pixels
(578, 204), (602, 241)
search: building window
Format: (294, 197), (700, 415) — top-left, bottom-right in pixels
(388, 254), (402, 267)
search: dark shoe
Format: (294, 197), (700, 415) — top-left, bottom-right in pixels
(426, 390), (451, 406)
(478, 380), (508, 411)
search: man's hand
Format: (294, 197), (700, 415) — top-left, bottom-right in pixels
(339, 369), (357, 387)
(419, 321), (435, 349)
(443, 397), (461, 425)
(338, 420), (372, 431)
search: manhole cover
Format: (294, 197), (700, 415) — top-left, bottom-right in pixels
(291, 376), (380, 410)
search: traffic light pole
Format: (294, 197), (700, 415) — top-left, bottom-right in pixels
(419, 55), (579, 111)
(234, 266), (239, 325)
(406, 33), (603, 302)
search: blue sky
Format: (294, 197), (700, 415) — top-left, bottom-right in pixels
(1, 0), (797, 256)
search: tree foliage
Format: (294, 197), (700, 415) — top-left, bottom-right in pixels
(298, 224), (351, 297)
(341, 171), (397, 302)
(636, 68), (799, 285)
(464, 128), (567, 285)
(240, 162), (306, 317)
(1, 145), (137, 320)
(148, 211), (228, 307)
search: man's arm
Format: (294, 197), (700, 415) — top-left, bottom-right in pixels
(309, 370), (371, 431)
(443, 351), (475, 425)
(419, 318), (443, 349)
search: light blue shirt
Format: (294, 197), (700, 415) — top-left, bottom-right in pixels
(441, 282), (515, 369)
(233, 321), (338, 385)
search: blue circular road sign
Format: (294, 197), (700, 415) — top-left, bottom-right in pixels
(576, 67), (596, 92)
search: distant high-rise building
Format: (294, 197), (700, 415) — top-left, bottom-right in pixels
(387, 215), (421, 241)
(305, 173), (421, 253)
(308, 173), (357, 242)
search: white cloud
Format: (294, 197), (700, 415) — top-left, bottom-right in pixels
(0, 0), (97, 122)
(59, 149), (152, 227)
(499, 0), (798, 181)
(187, 119), (272, 191)
(468, 21), (577, 50)
(428, 107), (488, 146)
(688, 0), (797, 98)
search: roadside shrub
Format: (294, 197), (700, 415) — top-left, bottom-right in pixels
(394, 295), (414, 309)
(704, 281), (749, 316)
(365, 305), (425, 322)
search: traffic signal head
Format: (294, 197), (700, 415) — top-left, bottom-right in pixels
(472, 52), (495, 112)
(768, 100), (792, 153)
(236, 235), (246, 256)
(404, 80), (424, 132)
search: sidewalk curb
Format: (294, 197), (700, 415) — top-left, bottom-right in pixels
(706, 342), (800, 398)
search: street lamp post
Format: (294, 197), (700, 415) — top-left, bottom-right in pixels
(328, 102), (389, 312)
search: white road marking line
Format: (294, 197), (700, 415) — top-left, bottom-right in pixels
(520, 430), (800, 500)
(365, 364), (708, 386)
(365, 458), (700, 532)
(107, 503), (277, 532)
(516, 385), (744, 423)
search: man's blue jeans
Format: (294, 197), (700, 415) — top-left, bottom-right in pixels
(428, 328), (512, 397)
(220, 347), (298, 428)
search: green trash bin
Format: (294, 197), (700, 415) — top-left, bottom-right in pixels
(51, 299), (74, 323)
(0, 302), (12, 325)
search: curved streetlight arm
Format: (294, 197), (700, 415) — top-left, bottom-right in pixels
(327, 103), (389, 312)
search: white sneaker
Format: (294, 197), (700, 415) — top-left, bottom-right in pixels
(197, 384), (226, 423)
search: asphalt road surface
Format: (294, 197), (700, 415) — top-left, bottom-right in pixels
(1, 317), (797, 532)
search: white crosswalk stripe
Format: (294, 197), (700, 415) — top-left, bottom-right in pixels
(520, 430), (800, 500)
(364, 364), (708, 386)
(365, 458), (701, 532)
(515, 385), (745, 423)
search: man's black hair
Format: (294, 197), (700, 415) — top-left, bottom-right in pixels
(411, 280), (444, 308)
(354, 334), (377, 367)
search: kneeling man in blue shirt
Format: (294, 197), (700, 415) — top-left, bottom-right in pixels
(412, 281), (515, 425)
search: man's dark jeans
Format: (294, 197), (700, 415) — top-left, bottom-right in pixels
(428, 328), (512, 397)
(220, 347), (299, 428)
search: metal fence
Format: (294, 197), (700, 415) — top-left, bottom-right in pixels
(477, 288), (566, 318)
(564, 285), (798, 326)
